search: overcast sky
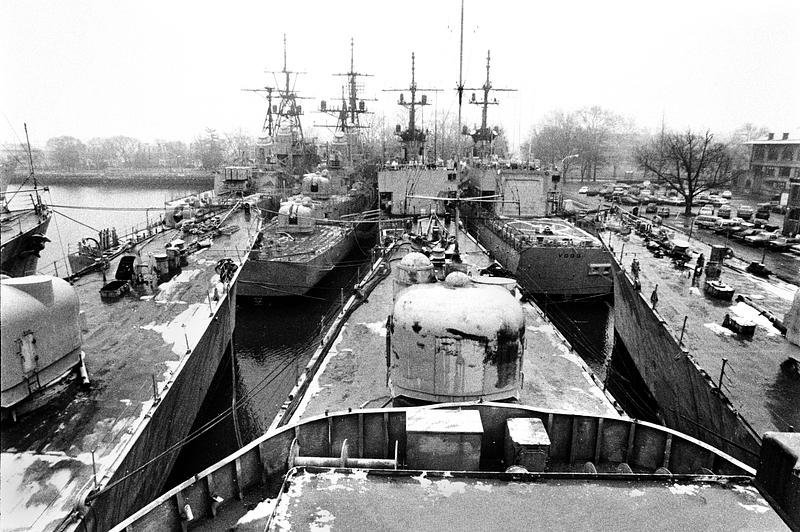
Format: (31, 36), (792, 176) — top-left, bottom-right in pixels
(2, 0), (799, 152)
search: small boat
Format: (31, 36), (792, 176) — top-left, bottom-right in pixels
(704, 279), (734, 300)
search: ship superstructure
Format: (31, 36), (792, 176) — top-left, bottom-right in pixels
(378, 53), (460, 217)
(223, 35), (319, 199)
(238, 41), (377, 299)
(316, 38), (375, 191)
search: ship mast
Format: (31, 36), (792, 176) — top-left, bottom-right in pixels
(269, 34), (309, 141)
(463, 51), (516, 161)
(384, 54), (441, 163)
(316, 39), (374, 166)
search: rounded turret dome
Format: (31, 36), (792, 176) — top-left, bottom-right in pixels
(277, 198), (315, 234)
(394, 252), (436, 295)
(389, 281), (525, 403)
(301, 172), (331, 199)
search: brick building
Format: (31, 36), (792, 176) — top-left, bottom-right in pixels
(741, 132), (800, 194)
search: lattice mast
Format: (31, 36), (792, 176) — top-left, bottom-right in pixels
(383, 53), (441, 163)
(463, 50), (516, 160)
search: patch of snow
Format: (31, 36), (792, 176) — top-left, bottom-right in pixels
(704, 323), (734, 336)
(412, 472), (432, 488)
(474, 481), (493, 492)
(738, 503), (769, 514)
(310, 508), (335, 531)
(362, 321), (387, 336)
(350, 469), (368, 481)
(435, 479), (467, 497)
(629, 489), (645, 498)
(236, 498), (276, 525)
(728, 301), (782, 336)
(668, 483), (699, 496)
(140, 302), (211, 356)
(291, 329), (348, 421)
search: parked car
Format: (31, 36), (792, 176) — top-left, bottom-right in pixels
(713, 219), (742, 235)
(578, 186), (589, 194)
(645, 202), (658, 214)
(673, 197), (686, 206)
(767, 236), (799, 252)
(717, 204), (732, 219)
(656, 206), (671, 217)
(736, 205), (754, 221)
(699, 205), (715, 216)
(755, 203), (771, 220)
(620, 195), (640, 205)
(709, 195), (725, 205)
(586, 187), (600, 196)
(694, 215), (719, 229)
(732, 228), (761, 242)
(745, 231), (781, 247)
(721, 190), (732, 199)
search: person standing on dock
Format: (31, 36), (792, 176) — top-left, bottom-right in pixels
(650, 285), (659, 309)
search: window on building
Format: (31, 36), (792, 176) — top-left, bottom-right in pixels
(767, 146), (779, 160)
(753, 145), (765, 160)
(781, 146), (794, 161)
(780, 167), (791, 178)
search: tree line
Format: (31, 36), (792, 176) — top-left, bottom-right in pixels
(20, 128), (253, 172)
(18, 112), (770, 215)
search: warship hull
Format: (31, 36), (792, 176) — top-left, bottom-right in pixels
(238, 225), (358, 297)
(0, 213), (51, 276)
(467, 215), (613, 299)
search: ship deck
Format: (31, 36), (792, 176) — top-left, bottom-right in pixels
(289, 226), (621, 424)
(1, 208), (47, 245)
(604, 226), (799, 436)
(503, 216), (603, 248)
(253, 222), (351, 264)
(258, 468), (786, 532)
(0, 201), (260, 531)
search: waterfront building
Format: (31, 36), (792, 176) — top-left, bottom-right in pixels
(742, 132), (800, 194)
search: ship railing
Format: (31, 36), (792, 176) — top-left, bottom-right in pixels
(109, 402), (757, 532)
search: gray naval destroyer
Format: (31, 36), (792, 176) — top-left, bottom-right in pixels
(377, 51), (613, 301)
(115, 213), (797, 530)
(238, 39), (377, 298)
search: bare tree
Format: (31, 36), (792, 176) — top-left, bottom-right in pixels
(527, 110), (580, 177)
(45, 136), (86, 171)
(224, 128), (254, 164)
(635, 129), (732, 215)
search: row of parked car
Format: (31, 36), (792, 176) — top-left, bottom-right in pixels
(693, 216), (800, 253)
